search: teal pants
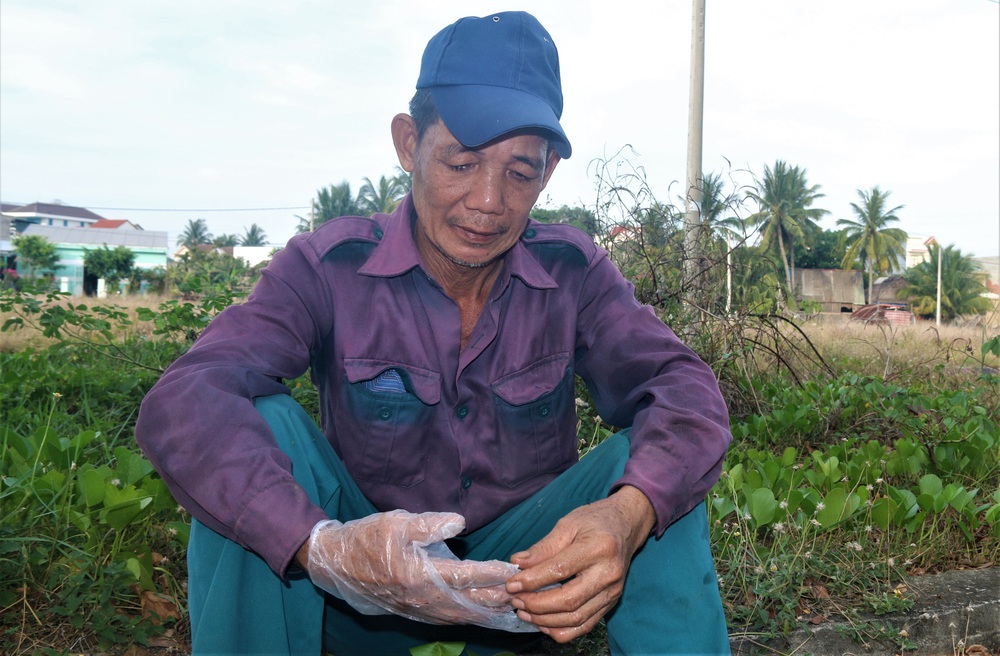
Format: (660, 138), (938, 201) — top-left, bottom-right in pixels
(188, 394), (729, 655)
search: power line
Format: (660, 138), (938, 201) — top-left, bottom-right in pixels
(85, 206), (309, 212)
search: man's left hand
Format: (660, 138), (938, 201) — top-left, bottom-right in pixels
(505, 485), (656, 642)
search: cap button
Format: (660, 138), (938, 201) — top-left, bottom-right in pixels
(373, 226), (384, 240)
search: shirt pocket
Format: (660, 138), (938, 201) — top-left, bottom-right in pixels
(491, 353), (578, 488)
(341, 359), (441, 487)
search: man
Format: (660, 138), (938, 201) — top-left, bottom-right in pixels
(136, 10), (732, 656)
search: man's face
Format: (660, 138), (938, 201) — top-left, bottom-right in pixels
(394, 117), (559, 272)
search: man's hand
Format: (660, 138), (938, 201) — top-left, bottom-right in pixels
(505, 486), (656, 643)
(304, 510), (537, 631)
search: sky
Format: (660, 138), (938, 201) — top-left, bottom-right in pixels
(2, 0), (998, 258)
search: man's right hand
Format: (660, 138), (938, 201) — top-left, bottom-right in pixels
(303, 510), (537, 631)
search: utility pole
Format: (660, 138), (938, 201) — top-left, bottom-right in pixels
(683, 0), (707, 310)
(935, 240), (942, 327)
(310, 201), (315, 233)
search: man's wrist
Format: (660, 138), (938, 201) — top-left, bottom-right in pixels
(612, 485), (657, 546)
(293, 538), (310, 571)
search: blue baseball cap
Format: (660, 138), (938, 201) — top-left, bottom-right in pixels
(416, 11), (572, 159)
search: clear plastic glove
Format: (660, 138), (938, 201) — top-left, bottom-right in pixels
(306, 510), (538, 632)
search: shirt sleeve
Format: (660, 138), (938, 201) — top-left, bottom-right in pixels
(135, 237), (334, 576)
(574, 253), (732, 536)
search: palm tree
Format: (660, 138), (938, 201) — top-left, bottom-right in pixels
(296, 182), (360, 233)
(240, 224), (268, 246)
(213, 234), (239, 248)
(393, 166), (412, 195)
(178, 218), (213, 248)
(838, 186), (907, 302)
(357, 175), (407, 215)
(898, 244), (991, 321)
(746, 161), (828, 292)
(699, 172), (744, 312)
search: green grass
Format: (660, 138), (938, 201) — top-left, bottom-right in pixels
(2, 285), (998, 655)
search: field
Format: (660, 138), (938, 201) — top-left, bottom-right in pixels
(1, 284), (998, 655)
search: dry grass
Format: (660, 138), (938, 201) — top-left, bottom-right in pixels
(0, 292), (174, 353)
(800, 318), (997, 381)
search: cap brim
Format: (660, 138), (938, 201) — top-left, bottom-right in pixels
(429, 85), (572, 159)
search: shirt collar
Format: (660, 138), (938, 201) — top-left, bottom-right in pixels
(358, 193), (422, 277)
(359, 194), (558, 292)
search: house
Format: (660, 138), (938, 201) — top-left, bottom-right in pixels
(90, 219), (144, 230)
(1, 202), (107, 229)
(19, 224), (168, 295)
(905, 235), (936, 269)
(792, 268), (865, 313)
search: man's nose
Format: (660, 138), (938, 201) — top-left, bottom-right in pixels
(465, 168), (505, 215)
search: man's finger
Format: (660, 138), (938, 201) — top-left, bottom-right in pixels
(396, 510), (466, 544)
(509, 523), (573, 569)
(432, 556), (517, 589)
(459, 584), (515, 608)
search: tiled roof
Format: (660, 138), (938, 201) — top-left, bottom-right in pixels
(90, 219), (134, 229)
(3, 202), (107, 222)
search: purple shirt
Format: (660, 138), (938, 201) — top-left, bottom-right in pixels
(136, 194), (731, 575)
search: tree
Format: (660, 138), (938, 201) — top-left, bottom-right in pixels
(240, 224), (268, 246)
(296, 182), (360, 233)
(898, 244), (991, 321)
(746, 161), (828, 291)
(357, 175), (407, 215)
(393, 166), (413, 195)
(12, 235), (59, 278)
(796, 228), (854, 270)
(178, 218), (213, 248)
(213, 234), (239, 248)
(83, 245), (136, 293)
(530, 205), (599, 237)
(838, 186), (908, 302)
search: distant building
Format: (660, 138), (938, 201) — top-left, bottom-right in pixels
(905, 235), (936, 269)
(2, 201), (171, 295)
(2, 202), (107, 229)
(793, 268), (865, 312)
(20, 224), (168, 295)
(91, 219), (144, 231)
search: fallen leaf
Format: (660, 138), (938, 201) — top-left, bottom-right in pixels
(141, 590), (180, 625)
(808, 614), (826, 625)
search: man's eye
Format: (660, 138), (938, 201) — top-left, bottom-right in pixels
(450, 163), (473, 172)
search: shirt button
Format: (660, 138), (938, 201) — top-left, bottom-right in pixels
(539, 405), (550, 417)
(377, 407), (392, 420)
(456, 405), (469, 419)
(524, 228), (537, 239)
(462, 477), (472, 490)
(373, 226), (384, 240)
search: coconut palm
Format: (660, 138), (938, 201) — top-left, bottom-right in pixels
(898, 244), (991, 321)
(746, 161), (828, 291)
(178, 218), (213, 248)
(296, 182), (360, 233)
(240, 223), (268, 246)
(357, 175), (407, 215)
(838, 186), (908, 302)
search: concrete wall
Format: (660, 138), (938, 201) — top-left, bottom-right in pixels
(793, 268), (865, 311)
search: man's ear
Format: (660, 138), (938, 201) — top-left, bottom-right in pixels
(391, 114), (418, 172)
